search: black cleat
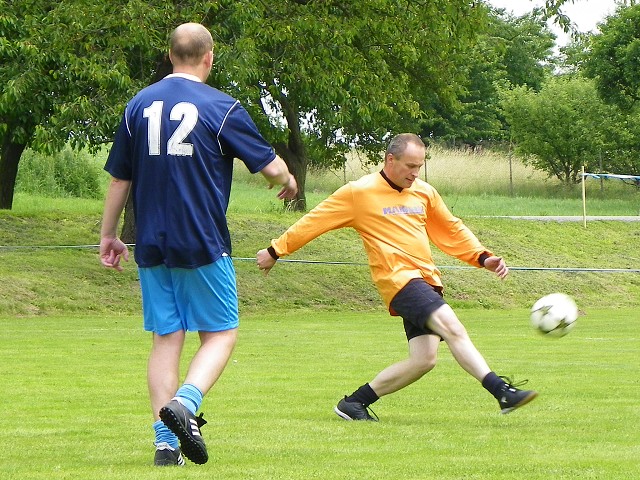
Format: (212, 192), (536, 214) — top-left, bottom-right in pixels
(154, 442), (185, 466)
(334, 396), (379, 421)
(159, 399), (208, 464)
(498, 377), (538, 414)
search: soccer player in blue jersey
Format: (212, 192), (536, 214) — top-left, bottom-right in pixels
(99, 23), (297, 466)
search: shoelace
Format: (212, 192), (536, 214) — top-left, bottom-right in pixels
(365, 404), (379, 421)
(196, 412), (208, 428)
(499, 376), (529, 389)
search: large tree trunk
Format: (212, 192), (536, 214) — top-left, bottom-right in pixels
(120, 54), (172, 241)
(120, 194), (136, 244)
(274, 95), (308, 211)
(0, 132), (28, 210)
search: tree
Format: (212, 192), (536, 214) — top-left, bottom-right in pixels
(0, 1), (487, 211)
(421, 7), (556, 147)
(0, 0), (188, 209)
(500, 76), (624, 184)
(583, 3), (640, 111)
(2, 0), (574, 212)
(208, 0), (485, 210)
(578, 3), (640, 176)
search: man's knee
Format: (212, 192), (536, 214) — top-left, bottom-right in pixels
(415, 356), (436, 375)
(408, 348), (437, 375)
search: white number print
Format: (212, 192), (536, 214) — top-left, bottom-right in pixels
(143, 101), (199, 156)
(143, 101), (163, 156)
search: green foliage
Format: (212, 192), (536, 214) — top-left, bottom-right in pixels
(214, 1), (483, 146)
(0, 0), (636, 213)
(0, 0), (207, 207)
(16, 146), (103, 199)
(583, 3), (640, 112)
(500, 76), (629, 183)
(1, 1), (132, 150)
(499, 13), (556, 90)
(422, 7), (556, 146)
(0, 0), (490, 209)
(208, 0), (488, 206)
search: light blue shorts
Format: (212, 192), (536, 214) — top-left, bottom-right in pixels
(138, 255), (239, 335)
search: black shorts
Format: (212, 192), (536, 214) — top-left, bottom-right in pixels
(389, 278), (446, 341)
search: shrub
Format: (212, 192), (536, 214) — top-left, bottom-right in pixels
(16, 145), (103, 199)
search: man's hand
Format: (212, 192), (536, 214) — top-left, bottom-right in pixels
(256, 248), (277, 275)
(270, 173), (298, 200)
(483, 255), (509, 279)
(100, 237), (129, 271)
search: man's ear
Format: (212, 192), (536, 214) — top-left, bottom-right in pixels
(204, 50), (214, 69)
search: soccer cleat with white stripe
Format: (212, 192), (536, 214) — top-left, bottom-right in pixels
(159, 399), (209, 464)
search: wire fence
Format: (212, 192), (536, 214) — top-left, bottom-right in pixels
(1, 244), (638, 273)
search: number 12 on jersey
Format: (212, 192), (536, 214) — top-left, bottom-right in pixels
(143, 101), (199, 157)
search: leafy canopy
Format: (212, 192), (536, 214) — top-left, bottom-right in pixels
(501, 76), (624, 183)
(583, 3), (640, 112)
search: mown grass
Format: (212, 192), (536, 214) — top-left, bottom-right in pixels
(0, 149), (638, 479)
(0, 310), (638, 479)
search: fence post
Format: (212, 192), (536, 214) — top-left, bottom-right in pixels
(581, 165), (587, 228)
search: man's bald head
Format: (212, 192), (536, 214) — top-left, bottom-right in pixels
(169, 23), (214, 67)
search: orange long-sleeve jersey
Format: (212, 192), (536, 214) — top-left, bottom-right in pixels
(271, 172), (492, 308)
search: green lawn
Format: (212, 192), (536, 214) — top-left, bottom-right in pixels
(1, 310), (637, 479)
(1, 171), (638, 479)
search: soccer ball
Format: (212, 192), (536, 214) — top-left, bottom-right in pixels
(530, 293), (578, 337)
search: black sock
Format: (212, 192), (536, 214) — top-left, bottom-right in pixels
(345, 383), (379, 406)
(482, 371), (507, 398)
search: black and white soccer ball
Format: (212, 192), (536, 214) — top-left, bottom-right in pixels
(530, 293), (578, 337)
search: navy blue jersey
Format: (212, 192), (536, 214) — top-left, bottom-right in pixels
(105, 74), (276, 268)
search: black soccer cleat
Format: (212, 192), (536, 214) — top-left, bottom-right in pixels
(497, 377), (538, 414)
(154, 442), (185, 467)
(159, 399), (209, 464)
(334, 396), (379, 421)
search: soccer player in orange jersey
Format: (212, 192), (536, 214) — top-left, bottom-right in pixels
(257, 133), (536, 421)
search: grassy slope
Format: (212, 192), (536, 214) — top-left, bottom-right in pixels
(0, 190), (638, 317)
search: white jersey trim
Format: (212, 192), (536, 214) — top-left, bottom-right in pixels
(217, 100), (240, 156)
(164, 73), (203, 83)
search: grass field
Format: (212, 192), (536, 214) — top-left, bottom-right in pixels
(1, 147), (638, 478)
(1, 310), (638, 479)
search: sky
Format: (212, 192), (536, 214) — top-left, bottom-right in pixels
(487, 0), (621, 46)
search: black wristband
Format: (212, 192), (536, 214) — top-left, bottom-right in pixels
(478, 252), (491, 267)
(267, 246), (279, 260)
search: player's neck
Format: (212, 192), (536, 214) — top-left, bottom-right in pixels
(172, 67), (208, 83)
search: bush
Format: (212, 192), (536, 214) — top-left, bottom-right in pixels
(16, 146), (103, 199)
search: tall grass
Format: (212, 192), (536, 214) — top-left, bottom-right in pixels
(232, 145), (639, 216)
(301, 145), (555, 197)
(16, 146), (106, 200)
(10, 144), (639, 216)
(230, 148), (640, 216)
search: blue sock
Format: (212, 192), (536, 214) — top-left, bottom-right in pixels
(175, 383), (203, 415)
(153, 420), (178, 449)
